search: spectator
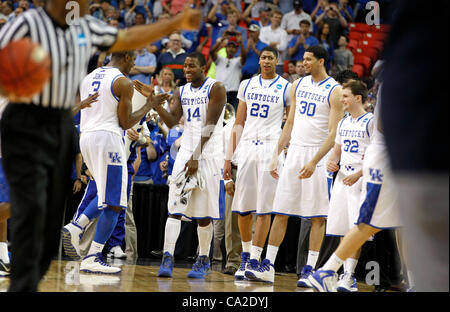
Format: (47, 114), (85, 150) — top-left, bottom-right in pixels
(281, 0), (313, 43)
(128, 48), (157, 85)
(165, 116), (184, 178)
(210, 33), (247, 110)
(315, 1), (348, 47)
(259, 10), (289, 75)
(105, 7), (125, 28)
(338, 0), (354, 22)
(282, 60), (300, 83)
(276, 0), (294, 15)
(248, 5), (271, 28)
(217, 9), (248, 47)
(203, 0), (241, 19)
(157, 32), (188, 86)
(332, 35), (354, 75)
(242, 0), (267, 22)
(295, 59), (307, 77)
(120, 0), (137, 27)
(182, 21), (209, 53)
(287, 19), (319, 62)
(155, 67), (176, 99)
(0, 1), (14, 22)
(311, 0), (329, 23)
(241, 23), (268, 80)
(152, 0), (164, 19)
(133, 11), (150, 25)
(315, 22), (334, 70)
(162, 0), (188, 16)
(206, 0), (241, 45)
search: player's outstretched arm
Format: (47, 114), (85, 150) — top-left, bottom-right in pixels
(299, 85), (344, 179)
(116, 77), (169, 130)
(109, 8), (201, 52)
(151, 86), (183, 129)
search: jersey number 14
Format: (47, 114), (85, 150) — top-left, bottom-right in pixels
(187, 107), (200, 122)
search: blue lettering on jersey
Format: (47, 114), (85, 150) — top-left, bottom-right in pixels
(296, 89), (327, 103)
(369, 168), (383, 182)
(109, 152), (122, 164)
(246, 92), (280, 104)
(181, 96), (208, 106)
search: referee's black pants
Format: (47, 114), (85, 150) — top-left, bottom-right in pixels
(0, 103), (75, 292)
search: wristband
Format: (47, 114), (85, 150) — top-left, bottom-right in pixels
(224, 179), (233, 185)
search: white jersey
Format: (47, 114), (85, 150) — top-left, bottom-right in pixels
(179, 77), (224, 159)
(370, 83), (385, 145)
(335, 112), (374, 167)
(237, 74), (292, 141)
(80, 66), (126, 137)
(290, 75), (340, 146)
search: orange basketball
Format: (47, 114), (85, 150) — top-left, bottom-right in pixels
(0, 38), (51, 98)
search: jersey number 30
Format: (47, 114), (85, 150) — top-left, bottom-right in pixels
(299, 101), (316, 116)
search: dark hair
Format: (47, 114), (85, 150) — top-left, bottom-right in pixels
(186, 51), (206, 67)
(299, 19), (311, 27)
(342, 80), (368, 103)
(260, 46), (278, 59)
(111, 50), (135, 60)
(305, 45), (329, 64)
(315, 22), (333, 48)
(334, 69), (359, 84)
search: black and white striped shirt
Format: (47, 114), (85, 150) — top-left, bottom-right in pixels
(0, 7), (118, 109)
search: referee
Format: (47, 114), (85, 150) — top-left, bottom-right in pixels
(0, 0), (200, 292)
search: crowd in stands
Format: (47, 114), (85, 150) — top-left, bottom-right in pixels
(0, 0), (390, 189)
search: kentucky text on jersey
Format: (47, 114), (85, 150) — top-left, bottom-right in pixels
(295, 90), (327, 103)
(246, 92), (280, 104)
(181, 96), (209, 106)
(339, 128), (367, 138)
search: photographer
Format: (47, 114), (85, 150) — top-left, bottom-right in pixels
(315, 2), (348, 47)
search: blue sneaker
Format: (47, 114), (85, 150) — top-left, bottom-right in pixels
(297, 265), (314, 288)
(157, 252), (174, 277)
(245, 258), (275, 284)
(187, 255), (210, 279)
(308, 269), (338, 292)
(235, 252), (250, 280)
(337, 273), (358, 292)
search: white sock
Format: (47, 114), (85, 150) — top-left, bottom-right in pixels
(163, 217), (181, 256)
(87, 241), (104, 256)
(323, 253), (344, 273)
(75, 214), (90, 229)
(241, 240), (252, 253)
(344, 258), (358, 275)
(265, 245), (279, 265)
(0, 242), (9, 263)
(306, 250), (320, 268)
(197, 222), (213, 257)
(250, 245), (263, 261)
(74, 214), (90, 229)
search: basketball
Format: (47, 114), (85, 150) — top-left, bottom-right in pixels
(0, 38), (51, 98)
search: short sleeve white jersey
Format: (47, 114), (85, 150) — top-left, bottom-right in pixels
(79, 66), (125, 137)
(335, 112), (374, 167)
(237, 74), (291, 141)
(290, 75), (340, 146)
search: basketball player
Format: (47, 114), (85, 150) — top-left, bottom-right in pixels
(308, 82), (401, 292)
(135, 51), (227, 279)
(325, 80), (373, 292)
(257, 45), (344, 285)
(62, 51), (168, 274)
(223, 46), (292, 283)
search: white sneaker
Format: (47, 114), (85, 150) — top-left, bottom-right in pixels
(107, 246), (127, 259)
(308, 269), (338, 292)
(234, 252), (250, 281)
(244, 259), (275, 284)
(80, 253), (121, 274)
(336, 273), (358, 292)
(61, 222), (83, 260)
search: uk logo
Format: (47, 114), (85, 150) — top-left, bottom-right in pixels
(109, 152), (122, 164)
(369, 168), (383, 182)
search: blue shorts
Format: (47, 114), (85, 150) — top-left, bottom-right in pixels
(0, 158), (10, 203)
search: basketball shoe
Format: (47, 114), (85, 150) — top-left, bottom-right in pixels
(187, 255), (210, 279)
(61, 222), (83, 260)
(297, 265), (314, 288)
(80, 252), (121, 274)
(245, 258), (275, 284)
(157, 252), (174, 277)
(235, 252), (250, 280)
(336, 273), (358, 292)
(107, 246), (127, 259)
(308, 269), (338, 292)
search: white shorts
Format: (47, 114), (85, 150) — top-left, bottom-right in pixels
(272, 145), (330, 218)
(355, 143), (400, 229)
(168, 148), (225, 220)
(80, 130), (128, 210)
(326, 165), (363, 236)
(232, 140), (279, 215)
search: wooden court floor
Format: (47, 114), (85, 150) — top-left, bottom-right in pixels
(0, 257), (378, 292)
